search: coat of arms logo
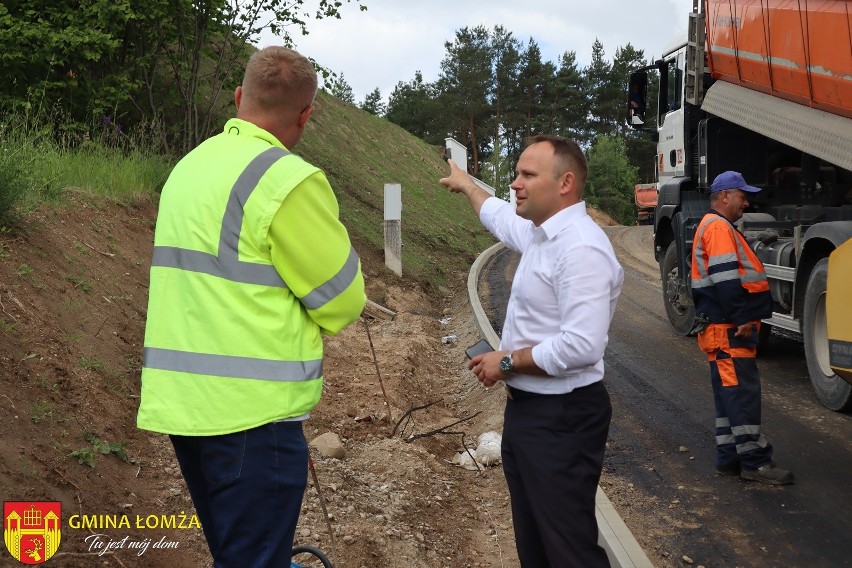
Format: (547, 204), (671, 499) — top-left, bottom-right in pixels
(4, 502), (62, 565)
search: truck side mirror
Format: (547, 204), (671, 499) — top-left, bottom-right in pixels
(627, 70), (649, 129)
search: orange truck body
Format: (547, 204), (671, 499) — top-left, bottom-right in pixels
(705, 0), (852, 119)
(634, 183), (657, 224)
(637, 0), (852, 410)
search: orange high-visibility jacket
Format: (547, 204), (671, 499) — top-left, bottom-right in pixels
(690, 212), (772, 326)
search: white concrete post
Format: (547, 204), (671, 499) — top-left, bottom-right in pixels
(384, 183), (402, 276)
(444, 137), (496, 197)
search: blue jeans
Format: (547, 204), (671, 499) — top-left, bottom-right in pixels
(170, 421), (308, 568)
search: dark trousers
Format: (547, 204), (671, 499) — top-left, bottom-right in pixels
(170, 421), (308, 568)
(700, 323), (773, 471)
(709, 351), (773, 470)
(502, 382), (612, 568)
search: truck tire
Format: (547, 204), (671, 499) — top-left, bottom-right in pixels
(803, 258), (852, 412)
(661, 241), (696, 336)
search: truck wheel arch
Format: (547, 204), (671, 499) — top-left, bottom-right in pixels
(794, 221), (852, 318)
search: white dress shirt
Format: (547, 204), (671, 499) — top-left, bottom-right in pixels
(479, 197), (624, 394)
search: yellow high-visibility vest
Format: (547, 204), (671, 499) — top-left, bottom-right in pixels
(137, 119), (365, 436)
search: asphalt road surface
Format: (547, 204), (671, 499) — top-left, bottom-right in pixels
(479, 224), (852, 567)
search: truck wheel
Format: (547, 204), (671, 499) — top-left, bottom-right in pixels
(661, 241), (696, 336)
(803, 258), (852, 412)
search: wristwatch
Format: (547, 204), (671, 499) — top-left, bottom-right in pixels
(500, 352), (514, 374)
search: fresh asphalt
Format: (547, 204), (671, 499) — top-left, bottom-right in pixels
(473, 227), (852, 567)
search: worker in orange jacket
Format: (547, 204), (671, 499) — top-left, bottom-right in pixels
(690, 171), (794, 485)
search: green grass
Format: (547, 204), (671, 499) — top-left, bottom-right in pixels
(57, 144), (171, 199)
(78, 356), (103, 371)
(0, 109), (172, 220)
(30, 400), (54, 424)
(298, 93), (496, 289)
(1, 91), (496, 292)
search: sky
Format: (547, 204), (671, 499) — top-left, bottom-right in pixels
(258, 0), (693, 104)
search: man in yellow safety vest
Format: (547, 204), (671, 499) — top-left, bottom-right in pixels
(137, 46), (366, 566)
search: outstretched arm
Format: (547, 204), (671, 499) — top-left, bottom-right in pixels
(439, 159), (491, 217)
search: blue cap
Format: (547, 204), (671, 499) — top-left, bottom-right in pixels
(710, 171), (761, 193)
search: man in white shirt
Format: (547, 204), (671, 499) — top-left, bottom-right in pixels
(440, 135), (623, 567)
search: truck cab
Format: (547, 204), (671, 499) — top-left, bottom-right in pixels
(626, 1), (852, 411)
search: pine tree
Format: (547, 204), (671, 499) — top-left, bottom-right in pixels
(549, 51), (591, 145)
(386, 72), (443, 144)
(437, 26), (494, 174)
(327, 73), (355, 104)
(518, 40), (556, 138)
(360, 87), (386, 116)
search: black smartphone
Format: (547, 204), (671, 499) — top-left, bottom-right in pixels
(465, 339), (494, 359)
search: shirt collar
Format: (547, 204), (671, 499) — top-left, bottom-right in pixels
(538, 201), (587, 240)
(223, 118), (287, 150)
(708, 208), (736, 227)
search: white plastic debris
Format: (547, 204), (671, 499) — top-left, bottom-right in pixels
(451, 431), (502, 469)
(473, 431), (502, 466)
(441, 335), (458, 344)
(450, 450), (479, 471)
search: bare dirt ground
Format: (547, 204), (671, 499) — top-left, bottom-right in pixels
(0, 193), (530, 568)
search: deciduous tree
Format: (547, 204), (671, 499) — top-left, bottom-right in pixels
(586, 134), (638, 224)
(0, 0), (368, 154)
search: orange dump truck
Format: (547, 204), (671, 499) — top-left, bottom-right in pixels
(634, 183), (657, 225)
(628, 0), (852, 410)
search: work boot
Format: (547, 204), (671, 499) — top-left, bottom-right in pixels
(715, 466), (740, 477)
(741, 462), (795, 485)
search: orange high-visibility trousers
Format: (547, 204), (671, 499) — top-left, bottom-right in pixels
(698, 322), (774, 471)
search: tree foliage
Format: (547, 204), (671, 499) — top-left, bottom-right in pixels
(437, 26), (494, 174)
(385, 71), (444, 145)
(360, 87), (386, 116)
(0, 1), (137, 129)
(327, 72), (356, 104)
(586, 135), (639, 225)
(3, 5), (657, 222)
(385, 27), (651, 222)
(0, 0), (367, 154)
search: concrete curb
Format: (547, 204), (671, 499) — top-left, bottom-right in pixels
(467, 243), (655, 568)
(467, 242), (503, 350)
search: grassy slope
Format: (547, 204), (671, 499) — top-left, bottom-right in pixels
(297, 91), (496, 292)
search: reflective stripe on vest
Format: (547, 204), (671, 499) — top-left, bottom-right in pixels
(143, 347), (322, 382)
(691, 214), (765, 290)
(151, 146), (361, 308)
(145, 145), (345, 385)
(151, 147), (289, 287)
(301, 246), (361, 310)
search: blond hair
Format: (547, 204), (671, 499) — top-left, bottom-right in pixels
(242, 46), (318, 112)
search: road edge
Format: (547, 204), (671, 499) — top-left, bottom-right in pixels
(468, 242), (655, 568)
